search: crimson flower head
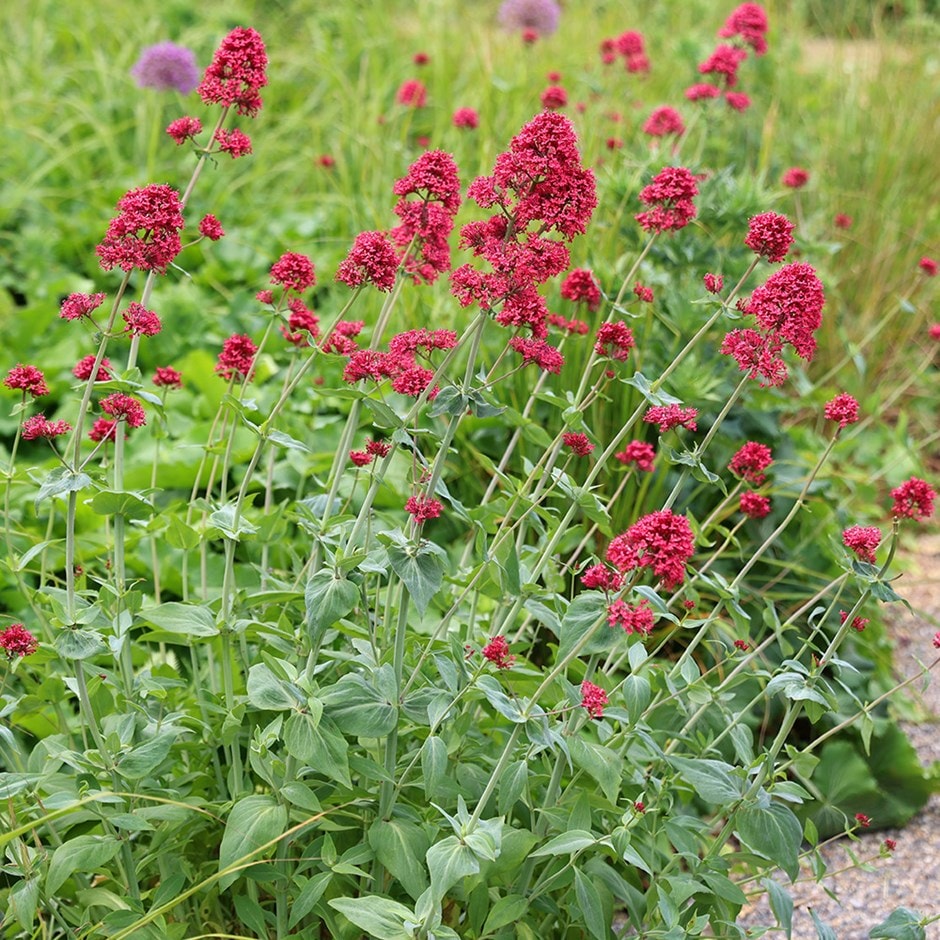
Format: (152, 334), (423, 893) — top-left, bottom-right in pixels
(0, 623), (39, 658)
(615, 440), (656, 472)
(919, 257), (937, 276)
(405, 495), (443, 523)
(580, 563), (624, 592)
(606, 509), (695, 589)
(215, 333), (258, 381)
(199, 214), (224, 240)
(541, 85), (567, 110)
(782, 167), (809, 189)
(96, 184), (184, 274)
(166, 116), (202, 145)
(643, 404), (698, 434)
(561, 268), (602, 310)
(453, 107), (479, 129)
(634, 283), (654, 303)
(579, 680), (608, 719)
(834, 213), (853, 229)
(729, 442), (773, 485)
(131, 42), (200, 93)
(855, 813), (871, 829)
(482, 635), (515, 669)
(594, 321), (635, 361)
(840, 611), (870, 632)
(22, 415), (72, 441)
(123, 302), (162, 337)
(930, 323), (940, 340)
(393, 150), (462, 215)
(413, 52), (429, 66)
(498, 0), (561, 36)
(718, 3), (769, 55)
(521, 27), (539, 44)
(153, 366), (183, 389)
(198, 26), (268, 117)
(824, 393), (860, 429)
(740, 491), (771, 519)
(698, 45), (748, 87)
(562, 432), (594, 456)
(4, 364), (49, 397)
(60, 291), (106, 322)
(745, 212), (794, 263)
(643, 106), (685, 138)
(270, 252), (316, 293)
(396, 79), (427, 108)
(704, 273), (724, 294)
(101, 393), (146, 428)
(214, 128), (252, 158)
(510, 337), (564, 373)
(89, 418), (120, 443)
(725, 91), (751, 111)
(336, 231), (400, 292)
(686, 83), (722, 101)
(281, 299), (320, 346)
(73, 355), (112, 382)
(890, 477), (936, 522)
(349, 450), (373, 468)
(635, 166), (699, 234)
(607, 599), (654, 635)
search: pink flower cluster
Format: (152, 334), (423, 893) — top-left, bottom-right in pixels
(744, 212), (794, 263)
(643, 106), (685, 139)
(580, 679), (608, 718)
(216, 334), (258, 381)
(22, 415), (72, 441)
(824, 393), (860, 429)
(607, 599), (655, 635)
(96, 184), (185, 274)
(729, 441), (773, 485)
(643, 405), (698, 434)
(635, 166), (699, 234)
(197, 26), (268, 117)
(606, 509), (695, 590)
(0, 623), (38, 658)
(740, 491), (771, 518)
(580, 564), (624, 592)
(890, 478), (936, 522)
(4, 364), (49, 397)
(594, 321), (636, 361)
(405, 495), (443, 523)
(616, 440), (656, 472)
(560, 268), (602, 310)
(482, 635), (515, 669)
(599, 30), (649, 73)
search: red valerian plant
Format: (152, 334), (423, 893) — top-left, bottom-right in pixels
(606, 509), (696, 589)
(95, 184), (185, 274)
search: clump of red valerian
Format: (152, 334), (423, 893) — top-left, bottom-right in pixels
(453, 107), (479, 129)
(744, 212), (794, 263)
(405, 495), (442, 523)
(321, 320), (365, 355)
(336, 231), (400, 292)
(198, 27), (268, 117)
(215, 334), (258, 381)
(634, 283), (654, 303)
(101, 393), (146, 428)
(482, 635), (515, 669)
(606, 509), (695, 590)
(599, 30), (648, 72)
(698, 45), (748, 87)
(718, 3), (769, 55)
(214, 128), (252, 158)
(4, 365), (49, 397)
(561, 268), (602, 310)
(607, 599), (655, 635)
(840, 611), (870, 632)
(22, 415), (72, 441)
(510, 337), (564, 373)
(782, 167), (809, 189)
(123, 302), (162, 337)
(60, 291), (106, 322)
(580, 563), (624, 592)
(280, 299), (320, 346)
(721, 262), (825, 386)
(541, 85), (567, 110)
(89, 418), (120, 442)
(616, 440), (656, 472)
(343, 329), (456, 398)
(890, 477), (936, 522)
(270, 252), (316, 293)
(643, 106), (685, 138)
(73, 356), (111, 382)
(725, 91), (751, 111)
(167, 116), (202, 145)
(96, 184), (185, 274)
(396, 79), (427, 108)
(635, 166), (699, 234)
(562, 432), (594, 456)
(199, 214), (224, 240)
(729, 441), (772, 485)
(824, 393), (860, 429)
(685, 83), (722, 101)
(0, 623), (39, 658)
(349, 450), (373, 468)
(643, 404), (698, 433)
(740, 491), (771, 518)
(594, 321), (635, 360)
(153, 366), (183, 389)
(451, 111), (596, 341)
(919, 257), (937, 276)
(579, 680), (608, 718)
(704, 273), (723, 294)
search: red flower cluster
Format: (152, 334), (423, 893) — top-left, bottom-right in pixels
(685, 83), (722, 101)
(606, 509), (695, 589)
(405, 495), (442, 523)
(482, 635), (515, 669)
(321, 320), (364, 355)
(718, 3), (769, 55)
(451, 111), (596, 340)
(153, 366), (183, 389)
(60, 291), (106, 322)
(215, 333), (258, 381)
(563, 432), (594, 456)
(704, 273), (724, 294)
(834, 214), (853, 229)
(643, 106), (685, 138)
(89, 418), (119, 442)
(0, 623), (38, 658)
(73, 355), (111, 382)
(396, 79), (427, 108)
(348, 439), (391, 468)
(745, 212), (794, 263)
(167, 116), (202, 145)
(698, 45), (748, 87)
(635, 166), (699, 234)
(101, 393), (146, 428)
(599, 30), (649, 73)
(607, 599), (655, 635)
(721, 262), (825, 386)
(343, 329), (456, 398)
(890, 477), (936, 522)
(199, 214), (224, 240)
(198, 27), (268, 117)
(839, 611), (870, 632)
(919, 257), (937, 276)
(729, 441), (773, 485)
(594, 321), (635, 360)
(548, 313), (589, 335)
(580, 563), (624, 592)
(22, 415), (72, 441)
(634, 283), (654, 303)
(643, 404), (698, 433)
(336, 231), (400, 292)
(280, 299), (321, 346)
(96, 184), (185, 274)
(123, 302), (162, 337)
(540, 85), (567, 110)
(561, 268), (602, 311)
(580, 680), (608, 719)
(615, 440), (656, 472)
(510, 337), (564, 373)
(214, 128), (252, 158)
(270, 252), (316, 293)
(782, 167), (809, 189)
(725, 91), (751, 111)
(740, 491), (771, 519)
(733, 639), (749, 651)
(4, 364), (49, 397)
(824, 393), (860, 429)
(453, 107), (479, 129)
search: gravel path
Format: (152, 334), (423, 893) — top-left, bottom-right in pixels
(739, 534), (940, 938)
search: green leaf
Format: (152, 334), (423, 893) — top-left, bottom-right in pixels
(475, 675), (526, 723)
(321, 667), (398, 737)
(427, 835), (480, 902)
(164, 516), (199, 549)
(624, 371), (681, 407)
(531, 830), (596, 857)
(209, 503), (257, 540)
(117, 731), (177, 780)
(88, 489), (154, 520)
(47, 835), (122, 894)
(289, 872), (333, 928)
(573, 867), (608, 940)
(363, 398), (403, 429)
(421, 735), (449, 802)
(368, 818), (429, 900)
(233, 894), (268, 938)
(306, 715), (351, 787)
(140, 602), (218, 638)
(557, 591), (609, 660)
(8, 877), (39, 931)
(283, 711), (321, 762)
(304, 569), (360, 643)
(668, 756), (744, 804)
(54, 629), (105, 659)
(267, 428), (310, 452)
(869, 908), (926, 940)
(217, 795), (287, 891)
(568, 736), (621, 804)
(427, 386), (467, 418)
(36, 467), (93, 508)
(622, 673), (651, 723)
(735, 801), (802, 881)
(247, 662), (305, 711)
(388, 543), (444, 615)
(762, 878), (793, 938)
(328, 896), (415, 940)
(810, 909), (838, 940)
(482, 894), (529, 934)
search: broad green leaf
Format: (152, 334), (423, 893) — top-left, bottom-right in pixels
(568, 736), (621, 804)
(306, 715), (351, 787)
(8, 877), (39, 931)
(388, 543), (444, 615)
(47, 835), (121, 894)
(267, 428), (310, 452)
(140, 602), (218, 638)
(304, 569), (360, 642)
(531, 829), (596, 857)
(88, 489), (153, 520)
(810, 909), (838, 940)
(668, 755), (744, 804)
(427, 835), (480, 902)
(869, 908), (926, 940)
(573, 868), (608, 940)
(736, 802), (802, 881)
(762, 877), (793, 938)
(233, 894), (268, 938)
(247, 662), (304, 711)
(117, 731), (177, 780)
(55, 628), (105, 659)
(475, 675), (525, 723)
(218, 795), (287, 890)
(368, 818), (429, 900)
(164, 516), (199, 549)
(209, 503), (257, 540)
(482, 894), (529, 934)
(328, 896), (415, 940)
(557, 591), (610, 660)
(421, 735), (449, 802)
(321, 668), (398, 737)
(498, 760), (528, 815)
(289, 872), (333, 928)
(36, 467), (92, 508)
(622, 673), (650, 723)
(284, 711), (321, 762)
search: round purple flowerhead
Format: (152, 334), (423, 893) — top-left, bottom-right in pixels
(498, 0), (561, 36)
(131, 42), (200, 94)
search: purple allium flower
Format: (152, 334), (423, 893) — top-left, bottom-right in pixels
(131, 42), (200, 94)
(498, 0), (561, 36)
